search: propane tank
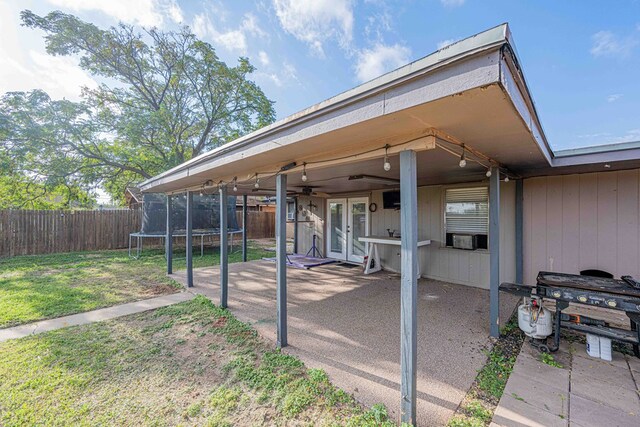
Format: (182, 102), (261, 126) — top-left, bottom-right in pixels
(518, 298), (553, 339)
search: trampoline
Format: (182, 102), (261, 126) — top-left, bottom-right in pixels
(129, 192), (242, 259)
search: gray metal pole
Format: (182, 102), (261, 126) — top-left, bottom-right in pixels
(242, 194), (248, 262)
(220, 185), (229, 308)
(293, 197), (299, 254)
(186, 191), (193, 288)
(515, 179), (523, 284)
(166, 194), (173, 275)
(276, 173), (288, 348)
(399, 150), (418, 425)
(489, 167), (501, 337)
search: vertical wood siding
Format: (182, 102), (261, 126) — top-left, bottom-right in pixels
(523, 170), (640, 284)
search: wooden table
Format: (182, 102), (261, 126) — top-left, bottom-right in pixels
(358, 236), (431, 276)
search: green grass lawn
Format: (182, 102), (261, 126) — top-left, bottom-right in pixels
(0, 295), (396, 427)
(0, 243), (272, 328)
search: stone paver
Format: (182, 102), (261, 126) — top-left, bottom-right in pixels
(570, 393), (640, 427)
(493, 339), (640, 427)
(0, 292), (194, 342)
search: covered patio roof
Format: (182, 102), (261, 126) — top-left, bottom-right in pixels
(140, 23), (639, 197)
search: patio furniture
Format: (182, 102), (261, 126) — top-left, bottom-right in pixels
(359, 236), (431, 276)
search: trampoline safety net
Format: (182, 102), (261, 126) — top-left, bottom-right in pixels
(140, 193), (240, 234)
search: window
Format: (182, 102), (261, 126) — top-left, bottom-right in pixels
(286, 201), (296, 221)
(444, 187), (489, 250)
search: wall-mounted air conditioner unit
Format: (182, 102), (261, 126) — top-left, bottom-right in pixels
(452, 234), (478, 250)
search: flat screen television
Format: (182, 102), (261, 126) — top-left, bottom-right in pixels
(382, 191), (401, 209)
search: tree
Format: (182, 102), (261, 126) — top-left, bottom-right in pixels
(1, 10), (275, 206)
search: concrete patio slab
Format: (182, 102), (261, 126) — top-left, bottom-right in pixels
(570, 393), (640, 427)
(493, 338), (640, 427)
(0, 292), (194, 342)
(492, 393), (567, 427)
(502, 371), (568, 417)
(172, 260), (518, 426)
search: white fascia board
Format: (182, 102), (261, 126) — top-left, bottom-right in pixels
(552, 143), (640, 167)
(499, 48), (554, 165)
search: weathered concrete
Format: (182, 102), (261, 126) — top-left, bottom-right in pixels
(0, 292), (194, 343)
(172, 260), (517, 426)
(493, 338), (640, 427)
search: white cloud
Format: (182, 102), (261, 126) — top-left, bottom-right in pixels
(576, 129), (640, 146)
(0, 50), (97, 100)
(440, 0), (465, 7)
(607, 93), (623, 103)
(272, 0), (354, 57)
(355, 43), (411, 83)
(46, 0), (184, 27)
(590, 30), (638, 57)
(258, 51), (270, 66)
(216, 30), (247, 53)
(254, 61), (298, 88)
(192, 12), (266, 55)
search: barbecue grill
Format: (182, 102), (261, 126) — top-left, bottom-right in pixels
(500, 271), (640, 358)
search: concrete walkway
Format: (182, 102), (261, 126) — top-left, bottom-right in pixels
(0, 292), (194, 342)
(492, 340), (640, 427)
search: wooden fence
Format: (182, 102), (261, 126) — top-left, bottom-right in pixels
(0, 209), (275, 258)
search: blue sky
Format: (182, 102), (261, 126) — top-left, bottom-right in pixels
(1, 0), (639, 150)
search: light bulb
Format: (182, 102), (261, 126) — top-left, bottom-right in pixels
(233, 183), (238, 192)
(459, 158), (467, 168)
(504, 176), (510, 182)
(254, 178), (260, 189)
(383, 156), (391, 171)
(301, 164), (308, 182)
(486, 169), (492, 178)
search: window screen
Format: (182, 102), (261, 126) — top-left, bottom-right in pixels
(445, 187), (489, 235)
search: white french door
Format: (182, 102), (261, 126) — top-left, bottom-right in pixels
(327, 197), (369, 263)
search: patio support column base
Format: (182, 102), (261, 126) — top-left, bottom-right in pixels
(186, 191), (193, 288)
(166, 194), (173, 275)
(276, 173), (288, 348)
(220, 185), (229, 308)
(400, 149), (418, 425)
(489, 166), (500, 337)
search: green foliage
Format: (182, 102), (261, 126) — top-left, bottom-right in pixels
(1, 10), (276, 206)
(476, 349), (516, 399)
(540, 352), (563, 368)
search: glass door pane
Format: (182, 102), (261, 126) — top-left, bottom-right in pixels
(347, 198), (368, 263)
(351, 202), (366, 257)
(330, 202), (344, 253)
